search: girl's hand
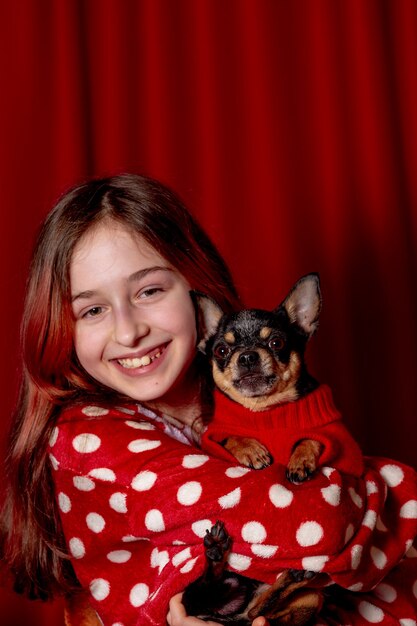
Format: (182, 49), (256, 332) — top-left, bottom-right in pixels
(167, 593), (270, 626)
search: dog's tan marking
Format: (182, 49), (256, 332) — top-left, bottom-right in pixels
(260, 326), (272, 339)
(213, 351), (302, 411)
(224, 331), (235, 344)
(246, 569), (324, 625)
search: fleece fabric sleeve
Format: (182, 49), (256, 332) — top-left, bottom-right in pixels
(49, 403), (417, 626)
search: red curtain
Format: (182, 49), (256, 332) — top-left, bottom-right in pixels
(1, 1), (416, 624)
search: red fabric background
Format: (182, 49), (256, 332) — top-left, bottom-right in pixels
(0, 1), (416, 624)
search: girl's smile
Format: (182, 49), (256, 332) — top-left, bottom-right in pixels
(70, 221), (198, 413)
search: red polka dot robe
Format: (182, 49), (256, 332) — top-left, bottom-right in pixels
(49, 398), (417, 625)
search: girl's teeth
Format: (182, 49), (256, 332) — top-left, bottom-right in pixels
(118, 352), (160, 369)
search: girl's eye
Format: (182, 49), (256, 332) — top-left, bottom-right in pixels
(139, 287), (163, 299)
(214, 343), (231, 360)
(268, 336), (284, 351)
(83, 306), (103, 319)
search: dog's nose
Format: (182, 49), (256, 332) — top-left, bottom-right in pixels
(238, 351), (260, 369)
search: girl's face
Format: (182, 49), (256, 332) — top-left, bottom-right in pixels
(70, 221), (198, 410)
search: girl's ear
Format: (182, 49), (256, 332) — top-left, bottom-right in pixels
(279, 273), (322, 337)
(190, 291), (224, 353)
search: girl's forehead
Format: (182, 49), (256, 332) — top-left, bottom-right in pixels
(69, 221), (172, 293)
(72, 221), (163, 266)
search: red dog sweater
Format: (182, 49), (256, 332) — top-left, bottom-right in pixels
(202, 384), (364, 477)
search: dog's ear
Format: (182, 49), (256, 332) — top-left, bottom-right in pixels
(279, 273), (322, 337)
(190, 291), (224, 353)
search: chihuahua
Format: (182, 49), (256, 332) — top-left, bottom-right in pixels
(195, 272), (362, 482)
(182, 274), (362, 623)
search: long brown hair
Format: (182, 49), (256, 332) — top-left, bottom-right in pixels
(0, 174), (240, 600)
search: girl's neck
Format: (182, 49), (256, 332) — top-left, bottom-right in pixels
(143, 360), (212, 430)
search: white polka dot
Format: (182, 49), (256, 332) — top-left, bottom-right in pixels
(192, 520), (212, 538)
(49, 454), (59, 470)
(358, 601), (384, 623)
(172, 547), (191, 567)
(241, 521), (267, 543)
(151, 548), (169, 573)
(251, 544), (278, 558)
(107, 550), (132, 563)
(177, 481), (202, 506)
(112, 623), (125, 626)
(366, 480), (378, 495)
(145, 509), (165, 532)
(400, 500), (417, 519)
(82, 406), (109, 417)
(363, 510), (377, 530)
(351, 544), (363, 569)
(58, 492), (71, 513)
(89, 468), (116, 482)
(348, 487), (363, 508)
(301, 555), (329, 571)
(73, 476), (95, 491)
(399, 620), (417, 626)
(73, 433), (101, 453)
(371, 546), (387, 569)
(374, 583), (397, 603)
(122, 535), (147, 542)
(131, 470), (157, 491)
(321, 484), (341, 506)
(412, 579), (417, 599)
(228, 552), (251, 571)
(269, 484), (293, 508)
(380, 464), (404, 487)
(109, 492), (128, 513)
(406, 544), (417, 558)
(128, 439), (161, 453)
(180, 557), (198, 573)
(296, 521), (324, 547)
(69, 537), (85, 559)
(129, 583), (149, 607)
(126, 420), (155, 430)
(225, 466), (251, 478)
(348, 582), (364, 591)
(376, 516), (388, 532)
(90, 578), (110, 601)
(321, 466), (334, 478)
(49, 427), (59, 447)
(345, 524), (355, 544)
(182, 454), (209, 469)
(86, 513), (106, 533)
(218, 487), (241, 509)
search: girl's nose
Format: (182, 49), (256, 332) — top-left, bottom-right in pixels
(113, 306), (149, 346)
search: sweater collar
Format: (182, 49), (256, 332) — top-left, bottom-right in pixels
(213, 384), (341, 430)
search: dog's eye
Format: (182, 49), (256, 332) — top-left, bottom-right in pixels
(214, 344), (231, 360)
(268, 337), (284, 351)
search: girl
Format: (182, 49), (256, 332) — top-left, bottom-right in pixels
(1, 174), (416, 626)
(0, 174), (270, 625)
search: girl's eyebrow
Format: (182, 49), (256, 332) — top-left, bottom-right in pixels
(128, 265), (173, 284)
(71, 266), (173, 303)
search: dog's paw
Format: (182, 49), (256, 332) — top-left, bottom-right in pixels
(203, 521), (232, 562)
(286, 439), (321, 484)
(286, 462), (315, 484)
(224, 436), (273, 469)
